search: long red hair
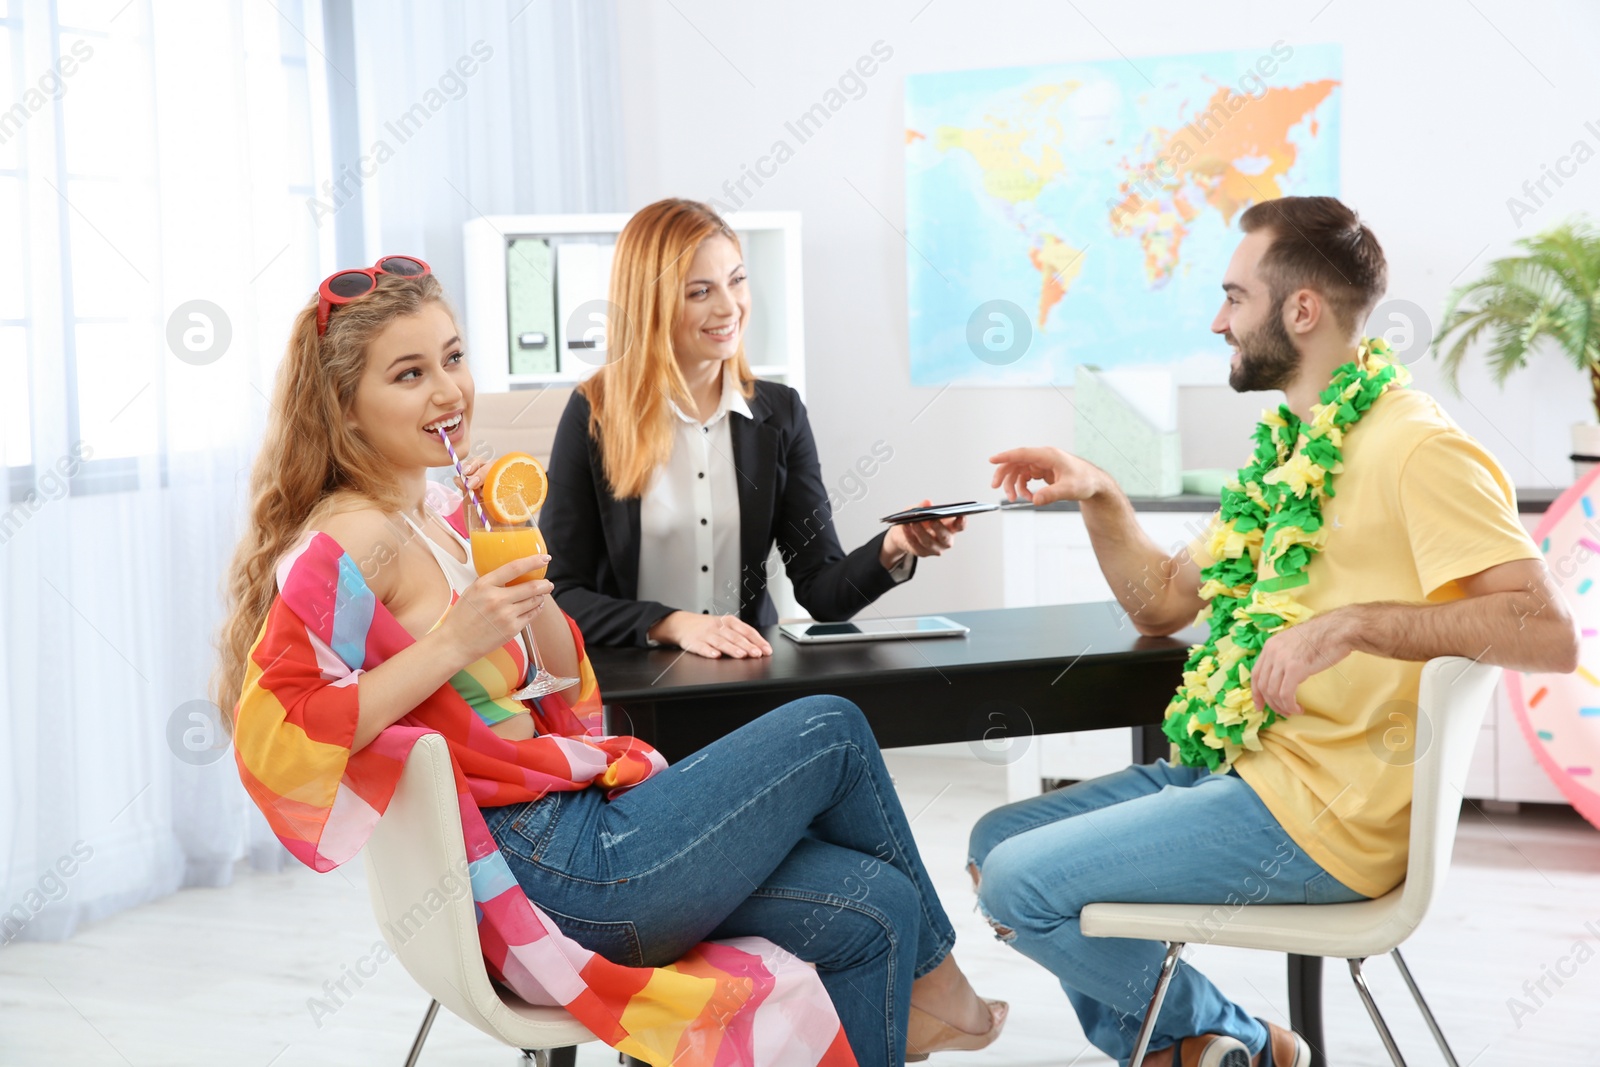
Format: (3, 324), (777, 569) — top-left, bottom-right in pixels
(578, 199), (755, 498)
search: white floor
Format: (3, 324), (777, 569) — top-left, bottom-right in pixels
(3, 751), (1598, 1067)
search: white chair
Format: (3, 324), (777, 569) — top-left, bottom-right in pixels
(363, 733), (597, 1066)
(1081, 656), (1501, 1067)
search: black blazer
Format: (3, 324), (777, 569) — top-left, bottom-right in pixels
(544, 380), (910, 647)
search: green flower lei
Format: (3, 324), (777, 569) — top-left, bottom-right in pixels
(1162, 337), (1411, 772)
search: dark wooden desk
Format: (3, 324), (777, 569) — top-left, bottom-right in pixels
(590, 603), (1330, 1067)
(590, 602), (1193, 763)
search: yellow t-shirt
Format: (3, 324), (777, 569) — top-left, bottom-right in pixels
(1185, 388), (1539, 898)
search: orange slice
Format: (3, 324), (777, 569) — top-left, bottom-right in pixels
(482, 452), (548, 523)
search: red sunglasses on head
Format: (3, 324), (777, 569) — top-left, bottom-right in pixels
(316, 254), (432, 336)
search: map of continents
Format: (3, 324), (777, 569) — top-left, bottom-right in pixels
(905, 44), (1341, 386)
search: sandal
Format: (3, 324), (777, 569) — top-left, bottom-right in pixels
(905, 997), (1008, 1061)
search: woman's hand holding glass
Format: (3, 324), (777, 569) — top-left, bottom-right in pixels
(437, 556), (552, 666)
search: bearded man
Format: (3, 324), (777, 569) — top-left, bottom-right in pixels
(974, 196), (1576, 1067)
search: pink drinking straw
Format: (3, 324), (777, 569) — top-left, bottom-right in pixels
(438, 429), (491, 528)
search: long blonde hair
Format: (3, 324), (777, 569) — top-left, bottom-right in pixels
(579, 198), (755, 498)
(213, 273), (452, 728)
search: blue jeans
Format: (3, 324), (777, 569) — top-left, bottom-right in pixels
(483, 695), (957, 1067)
(968, 760), (1365, 1066)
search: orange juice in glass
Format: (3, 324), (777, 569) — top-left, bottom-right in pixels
(466, 452), (573, 699)
(470, 526), (548, 584)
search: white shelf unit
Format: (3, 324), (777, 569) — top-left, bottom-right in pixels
(462, 211), (806, 399)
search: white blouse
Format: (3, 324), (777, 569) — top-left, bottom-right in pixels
(637, 369), (752, 620)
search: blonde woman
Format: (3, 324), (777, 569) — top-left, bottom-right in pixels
(219, 261), (1005, 1066)
(540, 198), (964, 657)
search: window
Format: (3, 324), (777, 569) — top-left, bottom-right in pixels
(4, 0), (325, 501)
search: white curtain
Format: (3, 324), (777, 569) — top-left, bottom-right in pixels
(0, 0), (329, 942)
(0, 0), (625, 944)
(345, 0), (625, 295)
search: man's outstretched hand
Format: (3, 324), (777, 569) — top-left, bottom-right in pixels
(990, 446), (1105, 506)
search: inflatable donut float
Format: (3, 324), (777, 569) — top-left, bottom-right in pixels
(1505, 464), (1600, 831)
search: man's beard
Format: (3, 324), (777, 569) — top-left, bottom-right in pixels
(1227, 296), (1301, 393)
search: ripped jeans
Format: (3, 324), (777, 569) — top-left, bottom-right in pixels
(484, 695), (957, 1067)
(968, 760), (1365, 1066)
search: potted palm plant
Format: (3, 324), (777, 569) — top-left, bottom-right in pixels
(1432, 218), (1600, 481)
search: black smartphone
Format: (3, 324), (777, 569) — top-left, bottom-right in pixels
(879, 501), (1031, 525)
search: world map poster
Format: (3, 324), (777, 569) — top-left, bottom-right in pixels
(905, 44), (1341, 386)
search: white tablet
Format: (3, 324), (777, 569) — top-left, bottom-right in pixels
(778, 616), (971, 644)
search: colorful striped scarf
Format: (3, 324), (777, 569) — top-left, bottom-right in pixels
(232, 512), (856, 1066)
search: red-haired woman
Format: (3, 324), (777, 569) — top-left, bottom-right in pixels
(535, 198), (964, 658)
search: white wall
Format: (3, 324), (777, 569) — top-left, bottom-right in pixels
(616, 0), (1600, 615)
